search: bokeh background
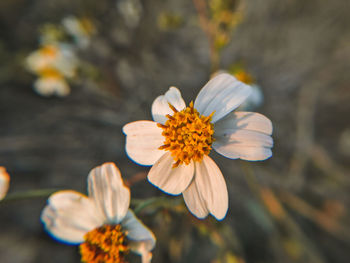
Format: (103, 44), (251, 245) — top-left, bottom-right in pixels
(0, 0), (349, 262)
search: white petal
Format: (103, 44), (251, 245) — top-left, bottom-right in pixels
(141, 252), (153, 263)
(148, 152), (194, 195)
(123, 121), (165, 166)
(26, 48), (56, 73)
(215, 129), (273, 148)
(195, 156), (228, 220)
(237, 84), (264, 111)
(40, 190), (103, 244)
(122, 210), (156, 257)
(194, 73), (252, 123)
(0, 167), (10, 200)
(214, 111), (273, 135)
(213, 143), (272, 161)
(88, 163), (130, 224)
(213, 111), (273, 161)
(182, 179), (209, 219)
(214, 129), (273, 162)
(151, 87), (186, 124)
(34, 77), (70, 97)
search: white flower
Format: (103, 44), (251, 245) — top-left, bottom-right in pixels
(0, 167), (10, 200)
(230, 69), (264, 111)
(238, 84), (264, 111)
(62, 16), (95, 49)
(33, 74), (70, 97)
(26, 44), (78, 78)
(123, 73), (273, 220)
(116, 0), (143, 28)
(41, 162), (156, 263)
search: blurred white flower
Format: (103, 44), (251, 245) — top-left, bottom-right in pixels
(26, 44), (78, 78)
(41, 162), (155, 263)
(238, 84), (264, 111)
(0, 167), (10, 200)
(33, 71), (70, 97)
(232, 69), (264, 110)
(62, 16), (96, 49)
(123, 73), (273, 220)
(117, 0), (143, 28)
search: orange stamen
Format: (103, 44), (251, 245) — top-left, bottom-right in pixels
(157, 102), (215, 167)
(80, 224), (129, 263)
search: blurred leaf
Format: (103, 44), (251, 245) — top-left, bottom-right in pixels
(246, 199), (274, 233)
(158, 12), (184, 31)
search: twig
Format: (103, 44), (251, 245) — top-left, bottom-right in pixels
(132, 196), (182, 214)
(241, 163), (325, 262)
(310, 144), (350, 185)
(192, 0), (219, 72)
(287, 80), (320, 188)
(125, 171), (148, 187)
(279, 191), (350, 242)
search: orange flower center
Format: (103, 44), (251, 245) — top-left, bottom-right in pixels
(38, 68), (63, 79)
(80, 224), (129, 263)
(234, 70), (254, 85)
(41, 45), (59, 58)
(158, 101), (215, 167)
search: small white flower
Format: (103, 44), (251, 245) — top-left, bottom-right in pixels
(62, 16), (95, 49)
(230, 68), (264, 111)
(26, 44), (78, 78)
(238, 84), (264, 111)
(33, 74), (70, 97)
(116, 0), (143, 28)
(0, 167), (10, 200)
(123, 73), (273, 220)
(41, 162), (155, 263)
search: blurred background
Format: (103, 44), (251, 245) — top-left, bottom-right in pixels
(0, 0), (349, 262)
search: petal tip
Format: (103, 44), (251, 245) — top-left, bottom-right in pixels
(147, 175), (182, 196)
(211, 208), (228, 221)
(187, 210), (209, 220)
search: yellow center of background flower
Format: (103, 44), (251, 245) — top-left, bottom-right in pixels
(41, 45), (59, 58)
(38, 68), (63, 79)
(80, 224), (129, 263)
(158, 102), (214, 167)
(233, 69), (254, 85)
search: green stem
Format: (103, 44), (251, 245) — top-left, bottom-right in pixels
(2, 188), (59, 202)
(132, 196), (182, 214)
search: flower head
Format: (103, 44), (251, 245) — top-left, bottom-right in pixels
(41, 162), (155, 263)
(0, 167), (10, 200)
(62, 16), (96, 49)
(26, 44), (77, 78)
(26, 43), (78, 97)
(123, 73), (273, 220)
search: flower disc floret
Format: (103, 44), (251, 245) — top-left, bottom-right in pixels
(80, 224), (129, 263)
(158, 101), (215, 167)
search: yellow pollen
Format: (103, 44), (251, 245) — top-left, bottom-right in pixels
(38, 68), (63, 79)
(40, 45), (59, 58)
(158, 101), (215, 168)
(234, 70), (254, 85)
(80, 224), (129, 263)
